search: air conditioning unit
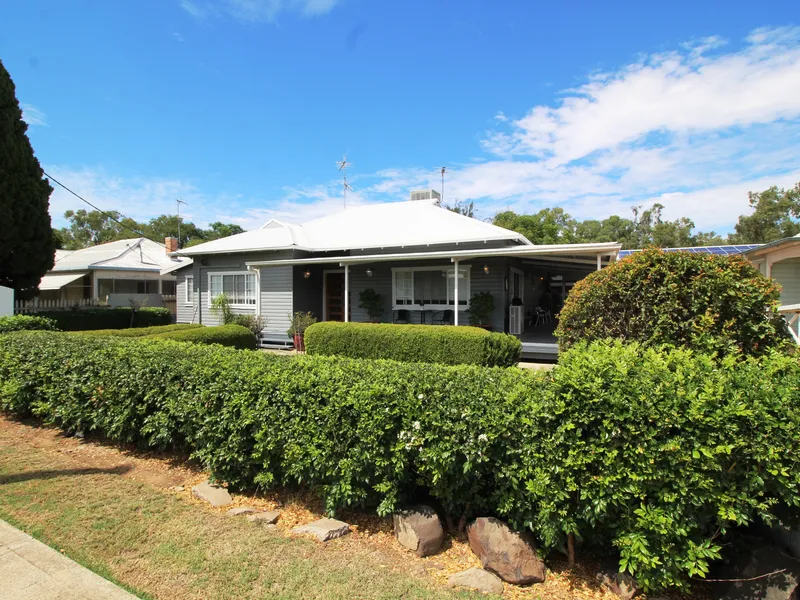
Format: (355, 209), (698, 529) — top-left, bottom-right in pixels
(509, 305), (524, 335)
(410, 189), (441, 202)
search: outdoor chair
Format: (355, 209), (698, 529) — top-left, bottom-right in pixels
(393, 309), (410, 324)
(432, 309), (454, 325)
(533, 306), (552, 326)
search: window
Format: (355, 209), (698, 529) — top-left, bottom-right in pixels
(392, 266), (470, 309)
(97, 279), (158, 295)
(510, 268), (524, 302)
(162, 280), (176, 296)
(98, 279), (113, 297)
(185, 276), (193, 304)
(208, 272), (257, 306)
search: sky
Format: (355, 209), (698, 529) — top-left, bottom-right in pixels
(3, 1), (800, 236)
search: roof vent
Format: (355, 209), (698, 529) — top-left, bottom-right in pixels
(410, 189), (441, 202)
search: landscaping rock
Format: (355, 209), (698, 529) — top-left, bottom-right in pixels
(227, 507), (258, 516)
(448, 568), (504, 595)
(467, 517), (546, 585)
(191, 481), (233, 507)
(246, 511), (280, 524)
(709, 545), (799, 600)
(596, 568), (641, 599)
(292, 518), (350, 542)
(393, 505), (444, 557)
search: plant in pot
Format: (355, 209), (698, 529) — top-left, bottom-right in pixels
(358, 288), (384, 323)
(468, 291), (495, 329)
(287, 311), (317, 352)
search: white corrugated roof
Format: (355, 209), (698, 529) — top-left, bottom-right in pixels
(51, 238), (190, 273)
(176, 200), (530, 257)
(39, 272), (88, 290)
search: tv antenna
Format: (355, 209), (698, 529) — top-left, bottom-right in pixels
(176, 198), (187, 248)
(336, 155), (353, 208)
(439, 166), (446, 204)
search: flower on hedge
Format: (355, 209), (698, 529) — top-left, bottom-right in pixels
(412, 421), (421, 430)
(418, 393), (424, 399)
(478, 433), (488, 443)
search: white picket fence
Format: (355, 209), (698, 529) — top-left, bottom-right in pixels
(779, 304), (800, 345)
(14, 298), (108, 314)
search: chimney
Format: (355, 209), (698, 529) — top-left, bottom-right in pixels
(164, 237), (179, 254)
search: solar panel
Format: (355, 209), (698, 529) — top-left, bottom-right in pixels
(617, 244), (762, 257)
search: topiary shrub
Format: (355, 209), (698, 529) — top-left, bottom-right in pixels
(150, 323), (256, 349)
(555, 248), (794, 356)
(304, 321), (521, 367)
(0, 315), (59, 333)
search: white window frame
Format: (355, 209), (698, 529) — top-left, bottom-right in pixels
(391, 265), (471, 310)
(185, 276), (194, 305)
(207, 271), (257, 308)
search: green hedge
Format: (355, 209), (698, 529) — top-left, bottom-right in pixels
(77, 324), (203, 338)
(556, 248), (794, 356)
(1, 332), (797, 591)
(149, 324), (257, 349)
(34, 307), (172, 331)
(304, 322), (522, 367)
(0, 315), (60, 333)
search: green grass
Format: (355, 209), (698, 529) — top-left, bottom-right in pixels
(0, 430), (485, 600)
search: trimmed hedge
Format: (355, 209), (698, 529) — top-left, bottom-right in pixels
(304, 322), (522, 367)
(77, 324), (203, 338)
(555, 248), (794, 356)
(33, 307), (172, 331)
(1, 332), (798, 590)
(0, 315), (59, 333)
(149, 323), (257, 350)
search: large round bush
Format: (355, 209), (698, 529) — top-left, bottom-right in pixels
(0, 315), (59, 333)
(555, 248), (793, 356)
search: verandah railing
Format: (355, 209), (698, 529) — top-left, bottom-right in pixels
(779, 304), (800, 346)
(14, 298), (108, 313)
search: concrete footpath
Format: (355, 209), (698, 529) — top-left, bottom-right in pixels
(0, 519), (138, 600)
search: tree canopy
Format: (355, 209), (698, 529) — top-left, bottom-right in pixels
(0, 59), (56, 299)
(56, 210), (245, 250)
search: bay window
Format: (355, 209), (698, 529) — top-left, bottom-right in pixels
(392, 266), (470, 309)
(208, 272), (257, 307)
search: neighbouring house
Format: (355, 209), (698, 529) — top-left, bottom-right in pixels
(167, 191), (621, 358)
(0, 286), (12, 317)
(35, 237), (189, 310)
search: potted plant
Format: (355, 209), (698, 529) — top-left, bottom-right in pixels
(358, 288), (384, 323)
(287, 311), (316, 352)
(468, 291), (495, 329)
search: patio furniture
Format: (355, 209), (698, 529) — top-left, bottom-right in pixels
(393, 309), (410, 324)
(533, 306), (552, 326)
(431, 309), (454, 325)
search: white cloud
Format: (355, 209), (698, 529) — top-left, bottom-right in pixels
(180, 0), (341, 22)
(21, 104), (47, 127)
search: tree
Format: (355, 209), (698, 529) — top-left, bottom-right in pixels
(143, 214), (202, 248)
(0, 60), (56, 299)
(729, 184), (800, 244)
(445, 200), (475, 218)
(57, 209), (138, 249)
(202, 221), (245, 240)
(494, 208), (578, 244)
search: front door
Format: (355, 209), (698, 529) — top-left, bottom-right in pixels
(325, 272), (345, 321)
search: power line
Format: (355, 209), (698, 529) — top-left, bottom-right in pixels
(43, 170), (152, 241)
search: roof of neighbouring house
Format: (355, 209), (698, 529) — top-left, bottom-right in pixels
(173, 200), (532, 257)
(50, 238), (190, 273)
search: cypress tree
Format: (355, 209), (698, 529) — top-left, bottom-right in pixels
(0, 59), (55, 299)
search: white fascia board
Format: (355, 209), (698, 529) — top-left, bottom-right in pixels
(246, 242), (622, 268)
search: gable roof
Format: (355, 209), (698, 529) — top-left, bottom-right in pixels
(175, 200), (530, 257)
(51, 238), (189, 273)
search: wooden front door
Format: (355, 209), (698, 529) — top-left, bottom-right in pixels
(325, 272), (345, 321)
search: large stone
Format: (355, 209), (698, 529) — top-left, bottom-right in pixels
(227, 507), (258, 516)
(191, 481), (233, 507)
(709, 545), (799, 600)
(448, 568), (504, 595)
(393, 505), (444, 557)
(596, 569), (641, 600)
(467, 517), (546, 585)
(292, 518), (350, 542)
(246, 511), (280, 525)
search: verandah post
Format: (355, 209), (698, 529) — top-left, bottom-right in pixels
(453, 259), (459, 326)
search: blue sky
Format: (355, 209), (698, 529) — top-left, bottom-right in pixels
(4, 1), (800, 234)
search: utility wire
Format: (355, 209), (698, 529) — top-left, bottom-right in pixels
(43, 170), (153, 241)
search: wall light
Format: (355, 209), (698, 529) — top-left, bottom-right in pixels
(303, 270), (311, 279)
(483, 264), (490, 275)
(366, 268), (373, 277)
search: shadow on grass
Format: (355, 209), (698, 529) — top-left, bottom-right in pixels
(0, 464), (133, 485)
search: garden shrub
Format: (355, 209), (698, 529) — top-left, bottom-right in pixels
(76, 324), (202, 337)
(304, 321), (522, 367)
(555, 248), (794, 356)
(34, 307), (172, 331)
(0, 315), (59, 333)
(149, 323), (257, 349)
(1, 332), (798, 591)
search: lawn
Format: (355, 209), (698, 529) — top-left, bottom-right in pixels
(0, 418), (486, 600)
